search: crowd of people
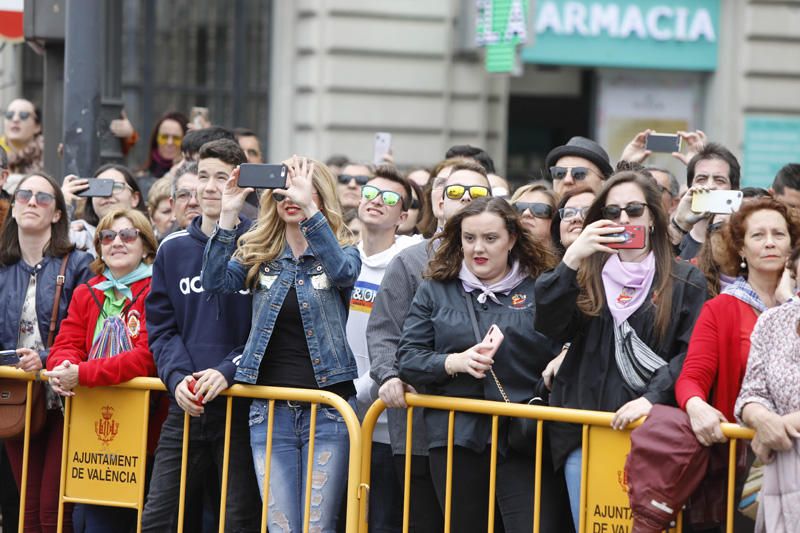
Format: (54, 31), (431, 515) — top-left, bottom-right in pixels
(1, 97), (800, 533)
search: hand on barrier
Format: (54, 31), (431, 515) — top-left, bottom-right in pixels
(16, 348), (42, 373)
(542, 348), (567, 390)
(611, 396), (652, 431)
(445, 342), (495, 379)
(176, 375), (204, 417)
(192, 368), (229, 404)
(44, 360), (79, 397)
(685, 396), (728, 446)
(752, 409), (795, 458)
(378, 378), (417, 408)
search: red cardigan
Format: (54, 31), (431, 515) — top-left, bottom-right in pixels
(675, 294), (757, 421)
(47, 275), (155, 386)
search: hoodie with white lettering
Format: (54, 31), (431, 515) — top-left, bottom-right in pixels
(145, 215), (252, 398)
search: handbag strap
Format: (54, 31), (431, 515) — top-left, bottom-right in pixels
(46, 254), (70, 348)
(463, 291), (511, 404)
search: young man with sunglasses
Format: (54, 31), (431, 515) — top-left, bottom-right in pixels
(366, 158), (491, 533)
(143, 139), (260, 531)
(337, 162), (373, 212)
(545, 136), (614, 196)
(345, 165), (418, 532)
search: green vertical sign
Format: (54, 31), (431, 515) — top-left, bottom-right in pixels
(476, 0), (529, 73)
(743, 115), (800, 188)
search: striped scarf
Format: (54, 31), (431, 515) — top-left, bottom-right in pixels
(613, 320), (667, 393)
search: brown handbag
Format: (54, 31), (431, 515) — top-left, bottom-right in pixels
(0, 254), (69, 439)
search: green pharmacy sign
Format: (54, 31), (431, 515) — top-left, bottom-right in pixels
(522, 0), (720, 71)
(476, 0), (529, 73)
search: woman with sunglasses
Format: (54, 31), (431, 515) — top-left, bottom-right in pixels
(62, 164), (145, 255)
(534, 171), (707, 527)
(549, 185), (596, 258)
(510, 183), (558, 244)
(1, 98), (44, 179)
(398, 197), (570, 532)
(0, 172), (93, 533)
(44, 208), (161, 532)
(202, 156), (359, 532)
(137, 111), (189, 198)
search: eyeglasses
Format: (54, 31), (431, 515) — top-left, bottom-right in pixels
(4, 110), (33, 121)
(245, 148), (261, 158)
(338, 174), (370, 186)
(111, 182), (132, 194)
(99, 228), (141, 245)
(601, 202), (647, 220)
(444, 184), (490, 201)
(514, 202), (553, 219)
(361, 185), (403, 208)
(558, 206), (590, 221)
(14, 189), (56, 207)
(549, 166), (598, 182)
(157, 133), (183, 147)
(175, 189), (198, 202)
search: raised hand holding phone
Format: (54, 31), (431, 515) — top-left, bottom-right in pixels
(219, 166), (254, 229)
(274, 156), (318, 219)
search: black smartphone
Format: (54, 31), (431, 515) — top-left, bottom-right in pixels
(0, 349), (20, 366)
(645, 133), (681, 153)
(77, 178), (115, 198)
(237, 164), (288, 189)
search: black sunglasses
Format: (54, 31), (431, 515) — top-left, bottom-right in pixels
(550, 166), (596, 181)
(601, 202), (647, 220)
(4, 110), (32, 121)
(14, 189), (56, 207)
(338, 174), (370, 186)
(514, 202), (553, 219)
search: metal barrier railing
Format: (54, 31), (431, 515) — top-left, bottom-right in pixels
(359, 393), (755, 533)
(0, 367), (363, 533)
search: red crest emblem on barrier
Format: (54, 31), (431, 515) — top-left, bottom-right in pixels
(95, 405), (119, 447)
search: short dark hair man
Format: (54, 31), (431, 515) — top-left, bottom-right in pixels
(670, 143), (741, 259)
(233, 128), (263, 164)
(545, 136), (613, 195)
(445, 144), (496, 174)
(771, 163), (800, 210)
(143, 139), (260, 531)
(181, 126), (237, 161)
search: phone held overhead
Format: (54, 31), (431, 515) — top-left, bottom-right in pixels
(237, 163), (288, 189)
(691, 190), (743, 214)
(645, 132), (681, 153)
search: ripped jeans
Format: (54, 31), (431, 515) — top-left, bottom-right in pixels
(249, 398), (353, 533)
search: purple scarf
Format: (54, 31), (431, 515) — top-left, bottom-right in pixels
(459, 260), (528, 305)
(601, 252), (656, 326)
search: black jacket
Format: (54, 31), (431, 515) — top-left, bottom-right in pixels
(534, 259), (707, 469)
(398, 277), (561, 453)
(0, 250), (93, 364)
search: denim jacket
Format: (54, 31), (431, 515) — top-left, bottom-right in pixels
(201, 211), (360, 386)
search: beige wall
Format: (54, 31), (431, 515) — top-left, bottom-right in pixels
(268, 0), (509, 172)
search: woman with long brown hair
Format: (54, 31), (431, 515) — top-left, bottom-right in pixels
(0, 172), (92, 532)
(534, 170), (708, 527)
(398, 197), (570, 532)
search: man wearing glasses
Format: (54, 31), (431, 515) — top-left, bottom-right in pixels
(337, 162), (373, 213)
(545, 136), (614, 195)
(171, 160), (202, 231)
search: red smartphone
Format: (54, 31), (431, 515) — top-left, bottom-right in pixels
(186, 378), (204, 406)
(608, 225), (646, 249)
(481, 324), (505, 357)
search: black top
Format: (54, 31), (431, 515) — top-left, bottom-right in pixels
(398, 277), (561, 453)
(534, 260), (707, 469)
(677, 233), (702, 260)
(257, 287), (354, 398)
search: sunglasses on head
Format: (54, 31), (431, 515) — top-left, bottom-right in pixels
(444, 184), (490, 200)
(4, 110), (33, 121)
(14, 189), (56, 207)
(157, 133), (183, 147)
(550, 166), (595, 182)
(361, 185), (404, 208)
(601, 202), (647, 220)
(99, 228), (141, 245)
(338, 174), (370, 186)
(514, 202), (553, 219)
(558, 206), (590, 221)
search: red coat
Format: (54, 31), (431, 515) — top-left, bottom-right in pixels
(675, 294), (758, 421)
(47, 275), (155, 386)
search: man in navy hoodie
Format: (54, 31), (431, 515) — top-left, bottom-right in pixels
(143, 139), (260, 532)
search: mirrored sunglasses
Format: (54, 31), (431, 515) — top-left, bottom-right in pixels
(361, 185), (403, 207)
(157, 133), (183, 147)
(444, 184), (490, 200)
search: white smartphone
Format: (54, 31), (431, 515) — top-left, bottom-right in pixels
(481, 324), (505, 357)
(691, 190), (744, 214)
(373, 132), (392, 165)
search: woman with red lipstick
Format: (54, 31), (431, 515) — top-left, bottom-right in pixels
(398, 197), (571, 532)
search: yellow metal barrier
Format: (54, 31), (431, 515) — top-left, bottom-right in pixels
(0, 368), (363, 533)
(359, 393), (755, 533)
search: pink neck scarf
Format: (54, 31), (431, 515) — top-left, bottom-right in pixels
(601, 252), (656, 326)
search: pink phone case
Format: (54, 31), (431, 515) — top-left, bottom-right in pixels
(481, 324), (505, 356)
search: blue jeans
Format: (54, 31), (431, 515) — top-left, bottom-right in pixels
(249, 398), (353, 533)
(564, 448), (583, 528)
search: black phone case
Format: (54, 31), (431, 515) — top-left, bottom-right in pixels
(238, 164), (287, 189)
(77, 179), (115, 198)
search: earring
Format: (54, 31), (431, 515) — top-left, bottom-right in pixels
(649, 226), (654, 234)
(740, 257), (747, 270)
